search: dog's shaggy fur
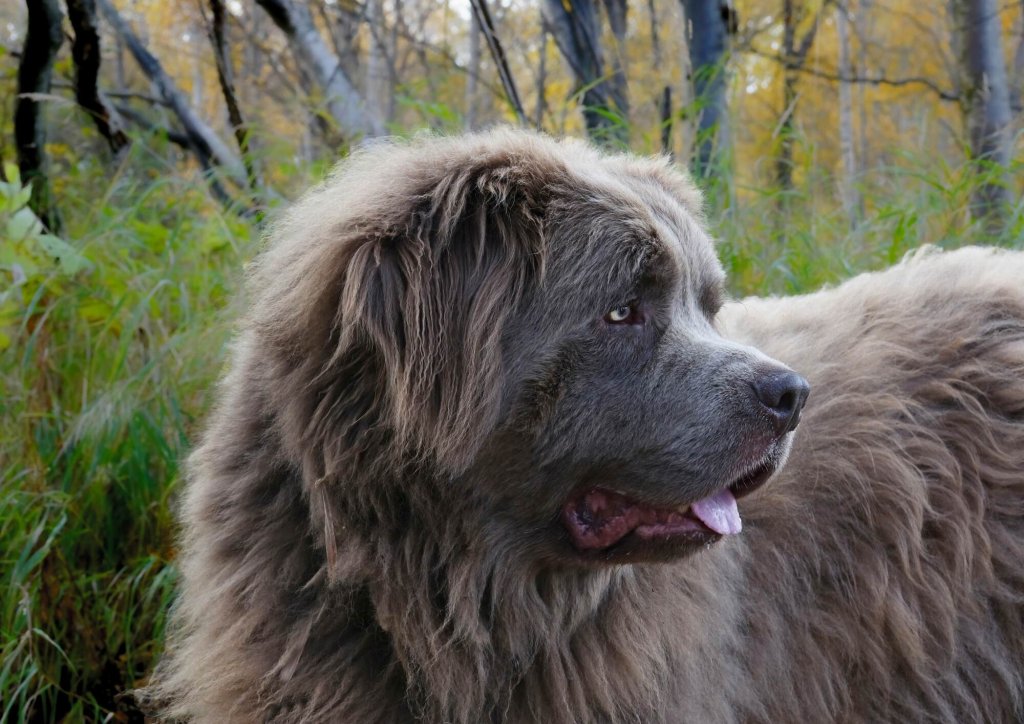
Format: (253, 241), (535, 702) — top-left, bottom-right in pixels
(145, 130), (1024, 723)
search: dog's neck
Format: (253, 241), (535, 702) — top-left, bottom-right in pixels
(333, 491), (752, 723)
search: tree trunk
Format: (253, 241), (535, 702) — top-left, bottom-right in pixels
(602, 0), (630, 131)
(207, 0), (260, 203)
(191, 20), (205, 111)
(649, 0), (674, 155)
(775, 0), (819, 196)
(114, 32), (126, 92)
(543, 0), (628, 147)
(856, 0), (873, 172)
(953, 0), (1013, 230)
(388, 0), (402, 122)
(777, 0), (797, 194)
(255, 0), (383, 140)
(836, 0), (860, 224)
(467, 6), (481, 129)
(243, 7), (263, 108)
(97, 0), (248, 187)
(1011, 1), (1023, 114)
(15, 0), (64, 232)
(535, 11), (548, 130)
(65, 0), (129, 155)
(365, 0), (389, 128)
(319, 0), (361, 83)
(679, 0), (732, 176)
(660, 86), (674, 155)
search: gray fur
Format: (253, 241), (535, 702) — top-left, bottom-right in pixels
(143, 129), (1024, 723)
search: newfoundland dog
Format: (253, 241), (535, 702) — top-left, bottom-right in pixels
(145, 129), (1024, 722)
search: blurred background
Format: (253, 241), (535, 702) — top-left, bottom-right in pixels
(1, 0), (1022, 719)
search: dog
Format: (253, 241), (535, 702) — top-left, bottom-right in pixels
(144, 129), (1024, 722)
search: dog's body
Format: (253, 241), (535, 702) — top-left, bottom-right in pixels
(718, 249), (1024, 721)
(145, 131), (1024, 722)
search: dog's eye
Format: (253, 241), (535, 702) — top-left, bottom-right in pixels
(604, 302), (643, 325)
(607, 305), (631, 322)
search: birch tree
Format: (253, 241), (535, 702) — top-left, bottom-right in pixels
(679, 0), (735, 177)
(952, 0), (1013, 230)
(776, 0), (821, 196)
(467, 7), (481, 129)
(97, 0), (248, 186)
(255, 0), (385, 139)
(836, 0), (860, 224)
(365, 0), (389, 127)
(543, 0), (629, 147)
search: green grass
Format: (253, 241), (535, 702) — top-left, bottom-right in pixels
(1, 139), (1021, 721)
(1, 146), (259, 721)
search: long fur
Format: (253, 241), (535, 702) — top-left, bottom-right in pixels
(143, 130), (1024, 722)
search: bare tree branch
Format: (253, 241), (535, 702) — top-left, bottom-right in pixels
(317, 0), (362, 83)
(104, 90), (174, 107)
(51, 80), (176, 108)
(836, 0), (861, 225)
(470, 0), (528, 125)
(114, 104), (191, 149)
(746, 47), (960, 102)
(96, 0), (248, 186)
(255, 0), (384, 138)
(205, 0), (261, 207)
(115, 104), (255, 218)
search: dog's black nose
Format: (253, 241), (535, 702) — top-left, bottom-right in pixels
(751, 370), (810, 436)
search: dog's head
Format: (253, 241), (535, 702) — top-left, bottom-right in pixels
(256, 129), (807, 567)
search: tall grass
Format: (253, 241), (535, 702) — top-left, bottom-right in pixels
(1, 135), (1021, 720)
(1, 144), (261, 721)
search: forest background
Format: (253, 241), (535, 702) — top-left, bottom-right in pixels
(1, 0), (1022, 720)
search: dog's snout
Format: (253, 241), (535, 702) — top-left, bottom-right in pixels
(751, 370), (810, 436)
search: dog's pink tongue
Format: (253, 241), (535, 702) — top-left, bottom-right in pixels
(691, 489), (742, 535)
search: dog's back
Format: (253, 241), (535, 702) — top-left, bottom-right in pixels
(720, 246), (1024, 721)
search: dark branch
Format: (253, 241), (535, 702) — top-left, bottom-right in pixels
(115, 105), (191, 149)
(103, 90), (173, 107)
(65, 0), (129, 154)
(97, 0), (247, 186)
(470, 0), (528, 125)
(205, 0), (261, 209)
(115, 104), (255, 218)
(254, 0), (382, 136)
(50, 81), (173, 108)
(15, 0), (64, 233)
(793, 13), (820, 65)
(747, 48), (960, 102)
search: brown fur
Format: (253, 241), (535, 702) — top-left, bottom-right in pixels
(144, 129), (1024, 722)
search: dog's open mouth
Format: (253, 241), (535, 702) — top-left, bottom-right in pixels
(561, 456), (777, 554)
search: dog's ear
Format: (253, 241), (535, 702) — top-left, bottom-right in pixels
(334, 157), (548, 471)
